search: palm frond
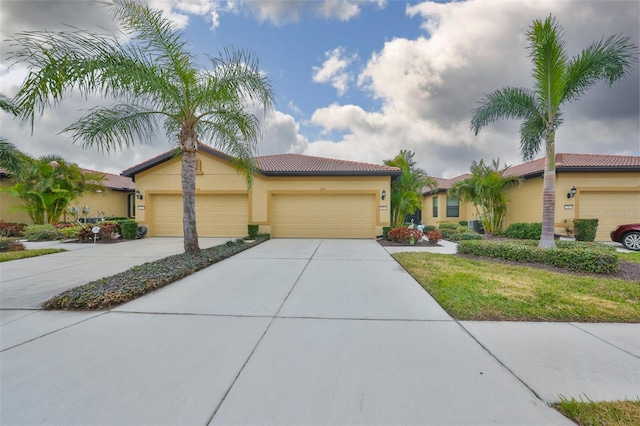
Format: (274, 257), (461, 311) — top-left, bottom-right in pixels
(470, 87), (541, 135)
(518, 115), (546, 161)
(63, 104), (165, 152)
(563, 34), (638, 104)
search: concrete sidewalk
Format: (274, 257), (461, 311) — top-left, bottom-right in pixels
(1, 238), (638, 425)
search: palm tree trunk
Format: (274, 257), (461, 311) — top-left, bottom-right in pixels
(180, 128), (200, 253)
(539, 131), (556, 248)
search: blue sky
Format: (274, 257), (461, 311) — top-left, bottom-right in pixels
(1, 0), (639, 178)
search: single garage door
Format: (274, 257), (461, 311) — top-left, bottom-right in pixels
(272, 193), (376, 238)
(152, 194), (248, 237)
(579, 191), (640, 241)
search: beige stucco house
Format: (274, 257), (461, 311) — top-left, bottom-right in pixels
(422, 153), (640, 241)
(0, 169), (135, 224)
(121, 145), (401, 238)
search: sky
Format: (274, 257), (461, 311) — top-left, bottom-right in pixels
(1, 0), (639, 179)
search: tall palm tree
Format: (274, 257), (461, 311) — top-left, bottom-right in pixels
(8, 0), (274, 252)
(384, 150), (437, 227)
(448, 159), (522, 235)
(0, 95), (25, 173)
(470, 15), (636, 248)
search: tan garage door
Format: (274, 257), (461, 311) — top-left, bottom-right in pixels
(579, 191), (640, 241)
(152, 194), (248, 237)
(272, 193), (376, 238)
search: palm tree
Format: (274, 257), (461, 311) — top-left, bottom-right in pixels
(7, 0), (274, 252)
(470, 15), (636, 248)
(448, 159), (522, 235)
(384, 150), (437, 227)
(0, 95), (25, 173)
(3, 154), (105, 224)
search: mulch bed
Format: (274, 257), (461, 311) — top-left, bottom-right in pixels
(378, 238), (640, 282)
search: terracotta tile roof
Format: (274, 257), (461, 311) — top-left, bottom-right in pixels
(502, 153), (640, 178)
(82, 169), (135, 191)
(256, 153), (401, 175)
(1, 167), (134, 191)
(424, 174), (471, 194)
(122, 145), (401, 178)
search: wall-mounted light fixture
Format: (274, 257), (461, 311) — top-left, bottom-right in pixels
(135, 189), (143, 200)
(566, 186), (577, 199)
(381, 189), (386, 200)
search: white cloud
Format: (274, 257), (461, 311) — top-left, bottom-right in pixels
(256, 109), (309, 155)
(312, 47), (357, 96)
(314, 0), (360, 21)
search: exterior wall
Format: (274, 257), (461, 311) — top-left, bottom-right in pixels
(421, 192), (477, 227)
(1, 176), (132, 224)
(134, 151), (393, 237)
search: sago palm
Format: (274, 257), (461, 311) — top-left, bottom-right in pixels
(8, 0), (274, 252)
(471, 15), (636, 247)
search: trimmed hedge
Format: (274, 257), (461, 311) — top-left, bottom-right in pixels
(119, 220), (138, 239)
(502, 222), (542, 240)
(449, 232), (483, 241)
(247, 224), (259, 239)
(43, 235), (270, 310)
(457, 239), (619, 274)
(574, 219), (599, 242)
(22, 224), (62, 241)
(382, 226), (392, 240)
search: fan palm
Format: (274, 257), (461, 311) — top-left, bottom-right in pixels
(471, 15), (636, 247)
(384, 150), (437, 227)
(8, 0), (274, 252)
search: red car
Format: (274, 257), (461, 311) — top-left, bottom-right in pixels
(610, 224), (640, 251)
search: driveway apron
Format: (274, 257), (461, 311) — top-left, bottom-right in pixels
(0, 238), (571, 425)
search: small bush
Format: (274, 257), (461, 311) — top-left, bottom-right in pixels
(388, 227), (410, 243)
(426, 229), (442, 244)
(422, 225), (436, 232)
(0, 237), (23, 252)
(457, 240), (619, 274)
(382, 226), (392, 240)
(98, 222), (121, 240)
(247, 224), (259, 239)
(120, 220), (138, 239)
(502, 222), (542, 240)
(458, 221), (468, 227)
(438, 222), (459, 231)
(22, 224), (62, 241)
(439, 223), (467, 239)
(0, 222), (26, 237)
(449, 232), (483, 241)
(574, 219), (599, 242)
(59, 226), (83, 240)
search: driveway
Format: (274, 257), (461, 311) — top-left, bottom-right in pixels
(0, 238), (626, 424)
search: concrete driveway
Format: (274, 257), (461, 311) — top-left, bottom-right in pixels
(1, 238), (633, 424)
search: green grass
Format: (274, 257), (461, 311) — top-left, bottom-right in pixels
(0, 248), (66, 262)
(554, 397), (640, 426)
(393, 252), (640, 322)
(619, 251), (640, 264)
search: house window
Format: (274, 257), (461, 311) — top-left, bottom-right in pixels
(432, 196), (438, 218)
(446, 195), (459, 217)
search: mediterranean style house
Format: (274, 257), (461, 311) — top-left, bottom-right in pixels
(121, 145), (400, 238)
(421, 153), (640, 241)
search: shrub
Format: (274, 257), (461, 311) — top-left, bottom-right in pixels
(438, 222), (459, 231)
(120, 220), (138, 239)
(502, 222), (542, 240)
(422, 225), (436, 232)
(458, 221), (468, 227)
(382, 226), (392, 240)
(574, 219), (599, 242)
(0, 237), (24, 252)
(426, 229), (442, 244)
(22, 224), (62, 241)
(410, 228), (424, 242)
(59, 226), (83, 240)
(449, 232), (483, 241)
(0, 222), (26, 237)
(98, 222), (121, 240)
(247, 224), (259, 239)
(457, 240), (619, 274)
(438, 223), (467, 239)
(388, 227), (410, 243)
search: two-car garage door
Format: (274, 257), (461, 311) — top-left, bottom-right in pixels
(271, 193), (376, 238)
(152, 194), (248, 237)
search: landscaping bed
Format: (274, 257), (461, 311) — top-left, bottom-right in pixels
(43, 235), (269, 310)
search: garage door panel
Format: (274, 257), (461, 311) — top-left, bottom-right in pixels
(152, 194), (248, 237)
(579, 192), (640, 241)
(272, 194), (375, 238)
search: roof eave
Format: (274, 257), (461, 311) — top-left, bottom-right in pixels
(259, 170), (403, 178)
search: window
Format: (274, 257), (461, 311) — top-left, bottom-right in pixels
(446, 195), (459, 217)
(432, 196), (438, 218)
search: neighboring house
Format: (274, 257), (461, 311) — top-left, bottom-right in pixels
(422, 153), (640, 241)
(0, 168), (135, 224)
(121, 145), (401, 238)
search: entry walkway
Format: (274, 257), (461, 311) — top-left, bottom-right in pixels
(1, 238), (637, 425)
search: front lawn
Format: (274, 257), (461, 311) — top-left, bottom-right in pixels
(554, 397), (640, 426)
(0, 248), (66, 262)
(393, 252), (640, 322)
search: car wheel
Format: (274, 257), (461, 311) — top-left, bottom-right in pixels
(622, 231), (640, 251)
